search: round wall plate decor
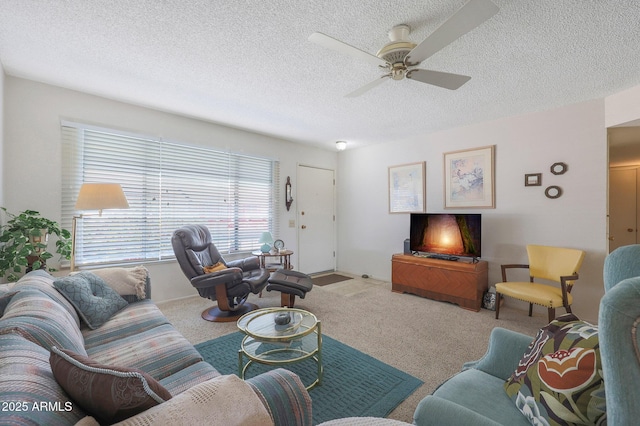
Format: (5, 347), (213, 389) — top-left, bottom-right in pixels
(550, 162), (568, 175)
(545, 185), (563, 199)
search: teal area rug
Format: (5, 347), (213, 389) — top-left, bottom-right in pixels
(195, 332), (423, 424)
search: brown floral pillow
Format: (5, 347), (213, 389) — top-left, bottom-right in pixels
(504, 314), (606, 425)
(50, 346), (172, 424)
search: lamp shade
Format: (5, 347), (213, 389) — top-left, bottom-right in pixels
(75, 183), (129, 213)
(336, 141), (347, 151)
(258, 231), (274, 253)
(258, 232), (274, 244)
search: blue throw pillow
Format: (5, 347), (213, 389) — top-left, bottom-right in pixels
(54, 272), (127, 329)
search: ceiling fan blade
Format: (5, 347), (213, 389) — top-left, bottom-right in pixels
(404, 0), (499, 65)
(345, 75), (390, 98)
(406, 69), (471, 90)
(309, 32), (388, 67)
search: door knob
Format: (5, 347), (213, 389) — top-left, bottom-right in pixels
(627, 228), (635, 232)
(301, 225), (307, 229)
(608, 236), (615, 241)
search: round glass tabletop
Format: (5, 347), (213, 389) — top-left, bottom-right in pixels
(237, 308), (318, 342)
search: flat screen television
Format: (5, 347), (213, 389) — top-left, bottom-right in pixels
(409, 213), (481, 260)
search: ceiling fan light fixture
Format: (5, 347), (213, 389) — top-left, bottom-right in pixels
(388, 24), (410, 42)
(376, 42), (416, 64)
(376, 25), (416, 64)
(308, 0), (499, 97)
(336, 141), (347, 151)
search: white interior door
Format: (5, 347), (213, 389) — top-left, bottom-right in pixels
(297, 165), (335, 274)
(609, 167), (638, 252)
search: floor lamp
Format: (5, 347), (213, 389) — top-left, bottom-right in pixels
(71, 183), (129, 271)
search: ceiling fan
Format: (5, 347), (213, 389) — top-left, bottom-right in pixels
(308, 0), (499, 97)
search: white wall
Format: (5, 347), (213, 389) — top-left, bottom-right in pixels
(605, 84), (640, 127)
(337, 99), (608, 322)
(3, 76), (337, 301)
(5, 74), (639, 321)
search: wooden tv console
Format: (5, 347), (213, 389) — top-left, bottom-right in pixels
(391, 254), (488, 312)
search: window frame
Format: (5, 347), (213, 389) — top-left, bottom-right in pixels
(61, 121), (280, 268)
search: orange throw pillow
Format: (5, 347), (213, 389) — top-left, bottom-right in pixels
(203, 262), (226, 274)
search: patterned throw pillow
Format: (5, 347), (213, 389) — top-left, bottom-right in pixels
(54, 272), (127, 329)
(504, 314), (606, 425)
(50, 346), (172, 424)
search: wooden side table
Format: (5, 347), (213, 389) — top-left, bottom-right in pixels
(251, 250), (293, 271)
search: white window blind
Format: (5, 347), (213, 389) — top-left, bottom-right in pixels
(61, 122), (279, 268)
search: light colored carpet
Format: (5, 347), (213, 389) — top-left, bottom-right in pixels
(157, 272), (544, 423)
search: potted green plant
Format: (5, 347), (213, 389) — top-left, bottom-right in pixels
(0, 208), (72, 282)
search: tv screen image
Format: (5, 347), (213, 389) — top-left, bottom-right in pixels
(410, 213), (481, 259)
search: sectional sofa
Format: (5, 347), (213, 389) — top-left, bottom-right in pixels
(0, 269), (311, 425)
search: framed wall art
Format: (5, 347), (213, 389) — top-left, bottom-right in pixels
(388, 161), (425, 213)
(525, 173), (542, 187)
(444, 145), (495, 209)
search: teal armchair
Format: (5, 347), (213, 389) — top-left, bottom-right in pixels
(599, 244), (640, 425)
(413, 327), (533, 426)
(414, 245), (640, 425)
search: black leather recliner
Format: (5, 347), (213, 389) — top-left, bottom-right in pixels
(172, 224), (269, 322)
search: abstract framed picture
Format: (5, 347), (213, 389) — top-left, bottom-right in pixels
(388, 161), (426, 213)
(443, 145), (495, 209)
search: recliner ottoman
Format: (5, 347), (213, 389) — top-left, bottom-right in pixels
(267, 269), (313, 307)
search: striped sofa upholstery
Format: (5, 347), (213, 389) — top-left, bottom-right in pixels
(0, 270), (312, 425)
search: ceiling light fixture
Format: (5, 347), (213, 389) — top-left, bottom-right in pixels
(336, 141), (347, 151)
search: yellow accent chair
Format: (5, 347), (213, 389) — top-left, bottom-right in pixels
(495, 245), (585, 322)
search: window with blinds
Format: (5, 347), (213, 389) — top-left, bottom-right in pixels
(61, 122), (279, 268)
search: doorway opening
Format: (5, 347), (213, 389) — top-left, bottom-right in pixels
(608, 125), (640, 252)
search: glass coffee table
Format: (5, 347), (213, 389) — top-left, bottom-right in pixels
(237, 307), (322, 389)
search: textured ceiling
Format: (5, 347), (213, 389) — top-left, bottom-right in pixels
(1, 0), (640, 151)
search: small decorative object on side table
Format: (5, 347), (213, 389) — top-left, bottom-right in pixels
(252, 249), (293, 271)
(237, 307), (322, 390)
(274, 312), (292, 325)
(258, 232), (274, 253)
